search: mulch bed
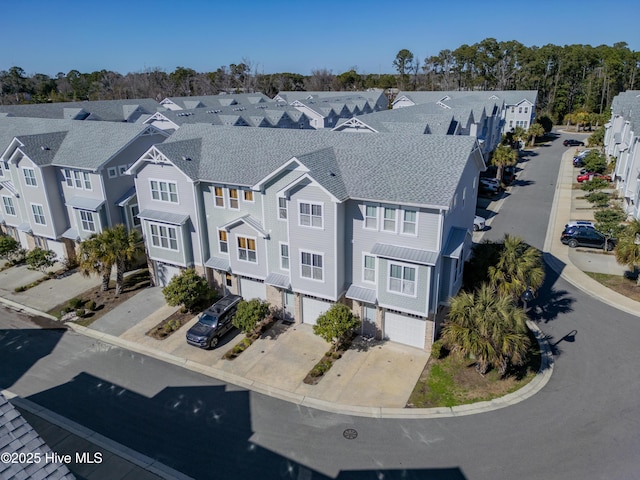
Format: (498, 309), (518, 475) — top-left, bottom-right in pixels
(146, 309), (195, 339)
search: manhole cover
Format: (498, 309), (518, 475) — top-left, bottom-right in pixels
(343, 428), (358, 440)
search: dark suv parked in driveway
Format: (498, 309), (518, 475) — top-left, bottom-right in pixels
(560, 225), (615, 251)
(186, 294), (242, 349)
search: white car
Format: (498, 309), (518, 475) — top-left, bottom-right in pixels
(474, 215), (486, 231)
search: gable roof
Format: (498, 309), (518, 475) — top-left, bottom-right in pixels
(0, 117), (165, 170)
(151, 125), (481, 208)
(0, 99), (160, 122)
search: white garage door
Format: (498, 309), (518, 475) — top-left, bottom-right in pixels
(48, 240), (66, 263)
(384, 311), (426, 349)
(302, 297), (332, 325)
(155, 262), (181, 287)
(240, 277), (267, 301)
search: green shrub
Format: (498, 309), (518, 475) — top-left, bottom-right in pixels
(76, 308), (86, 318)
(581, 178), (610, 192)
(431, 339), (446, 359)
(310, 359), (333, 377)
(0, 235), (20, 260)
(585, 192), (610, 208)
(86, 300), (97, 311)
(233, 299), (270, 334)
(25, 247), (57, 273)
(313, 304), (360, 348)
(69, 298), (84, 309)
(162, 268), (213, 313)
(14, 286), (26, 292)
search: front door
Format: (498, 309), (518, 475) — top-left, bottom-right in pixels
(282, 290), (295, 322)
(361, 304), (377, 337)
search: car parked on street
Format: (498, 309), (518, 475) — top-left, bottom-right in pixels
(186, 294), (242, 349)
(564, 139), (585, 147)
(474, 215), (486, 231)
(576, 172), (611, 183)
(561, 225), (615, 251)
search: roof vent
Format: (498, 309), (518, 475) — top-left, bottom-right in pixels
(182, 156), (191, 161)
(329, 172), (336, 177)
(41, 146), (49, 151)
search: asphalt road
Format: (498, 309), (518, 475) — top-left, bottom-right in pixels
(3, 131), (640, 480)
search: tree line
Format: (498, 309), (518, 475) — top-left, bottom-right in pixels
(1, 38), (638, 123)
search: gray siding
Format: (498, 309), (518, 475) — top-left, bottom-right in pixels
(226, 222), (268, 279)
(287, 182), (337, 300)
(376, 258), (430, 315)
(135, 161), (202, 265)
(142, 219), (191, 266)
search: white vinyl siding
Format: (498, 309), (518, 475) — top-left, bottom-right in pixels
(388, 263), (416, 297)
(23, 168), (37, 187)
(301, 251), (323, 281)
(299, 202), (323, 228)
(31, 204), (46, 225)
(150, 180), (178, 203)
(150, 223), (178, 251)
(2, 196), (16, 216)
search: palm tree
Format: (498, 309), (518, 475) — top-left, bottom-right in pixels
(442, 283), (530, 376)
(491, 145), (518, 182)
(78, 234), (113, 292)
(615, 219), (640, 286)
(104, 224), (143, 295)
(527, 123), (545, 147)
(488, 234), (545, 301)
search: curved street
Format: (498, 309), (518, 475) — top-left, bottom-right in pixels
(2, 130), (640, 479)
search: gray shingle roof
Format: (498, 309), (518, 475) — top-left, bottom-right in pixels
(154, 125), (479, 208)
(0, 99), (160, 122)
(0, 393), (75, 480)
(0, 117), (156, 170)
(395, 90), (537, 108)
(161, 93), (272, 110)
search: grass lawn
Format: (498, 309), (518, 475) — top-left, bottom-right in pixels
(407, 329), (541, 408)
(47, 269), (151, 327)
(584, 271), (640, 302)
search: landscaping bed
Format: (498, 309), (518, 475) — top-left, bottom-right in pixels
(584, 272), (640, 302)
(407, 329), (541, 408)
(223, 314), (278, 359)
(302, 333), (355, 385)
(47, 269), (150, 327)
(146, 309), (194, 339)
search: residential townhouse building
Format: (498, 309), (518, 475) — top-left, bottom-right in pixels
(392, 90), (538, 135)
(159, 93), (273, 111)
(332, 98), (503, 155)
(0, 117), (168, 260)
(274, 90), (389, 129)
(605, 90), (640, 218)
(128, 125), (485, 350)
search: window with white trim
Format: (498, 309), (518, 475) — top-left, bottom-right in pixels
(34, 236), (48, 249)
(118, 165), (128, 175)
(150, 180), (178, 203)
(237, 236), (257, 263)
(280, 243), (289, 270)
(364, 205), (377, 229)
(150, 223), (178, 250)
(388, 263), (416, 296)
(73, 171), (83, 189)
(23, 168), (37, 187)
(299, 202), (322, 228)
(278, 197), (287, 219)
(228, 188), (239, 209)
(2, 196), (16, 216)
(62, 169), (73, 187)
(363, 255), (376, 283)
(402, 209), (417, 235)
(130, 205), (141, 227)
(31, 204), (46, 225)
(214, 187), (224, 207)
(243, 190), (254, 202)
(383, 207), (396, 232)
(80, 210), (95, 232)
(83, 171), (91, 190)
(218, 230), (228, 253)
(107, 167), (118, 178)
(301, 251), (323, 280)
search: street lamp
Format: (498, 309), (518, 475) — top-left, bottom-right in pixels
(521, 286), (535, 313)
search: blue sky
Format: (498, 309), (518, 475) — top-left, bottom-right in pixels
(3, 0), (639, 77)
